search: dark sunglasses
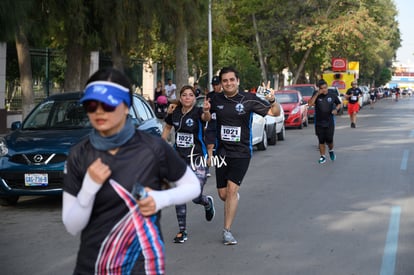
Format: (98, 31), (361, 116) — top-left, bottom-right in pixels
(83, 100), (117, 113)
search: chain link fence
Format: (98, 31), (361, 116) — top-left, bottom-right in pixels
(6, 47), (65, 111)
(5, 47), (145, 112)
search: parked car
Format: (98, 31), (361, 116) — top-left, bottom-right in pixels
(359, 86), (370, 107)
(328, 86), (344, 115)
(251, 112), (268, 150)
(264, 102), (285, 145)
(376, 88), (384, 99)
(255, 94), (285, 145)
(275, 90), (309, 129)
(282, 84), (317, 120)
(401, 89), (412, 96)
(196, 95), (268, 150)
(0, 92), (163, 206)
(341, 92), (348, 109)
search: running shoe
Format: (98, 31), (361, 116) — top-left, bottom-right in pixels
(329, 150), (336, 161)
(351, 122), (356, 128)
(205, 196), (215, 221)
(223, 229), (237, 245)
(173, 230), (188, 243)
(206, 167), (211, 177)
(318, 155), (326, 164)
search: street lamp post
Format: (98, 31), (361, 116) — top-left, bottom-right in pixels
(208, 0), (213, 91)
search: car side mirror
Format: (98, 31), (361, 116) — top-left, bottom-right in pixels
(11, 121), (22, 130)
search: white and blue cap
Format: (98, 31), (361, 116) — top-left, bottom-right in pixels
(81, 81), (131, 107)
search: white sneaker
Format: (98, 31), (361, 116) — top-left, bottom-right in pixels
(223, 229), (238, 245)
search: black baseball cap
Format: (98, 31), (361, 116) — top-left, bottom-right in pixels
(211, 76), (220, 85)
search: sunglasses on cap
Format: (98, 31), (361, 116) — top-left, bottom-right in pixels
(83, 100), (117, 113)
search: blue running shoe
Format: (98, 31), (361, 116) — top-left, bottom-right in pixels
(173, 230), (188, 243)
(319, 155), (326, 164)
(329, 150), (336, 161)
(205, 196), (215, 222)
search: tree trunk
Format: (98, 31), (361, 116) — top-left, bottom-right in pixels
(161, 61), (165, 87)
(80, 54), (91, 89)
(252, 13), (267, 83)
(111, 36), (124, 72)
(175, 18), (189, 94)
(15, 26), (34, 119)
(293, 47), (312, 84)
(64, 41), (83, 91)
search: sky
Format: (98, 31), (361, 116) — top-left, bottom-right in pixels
(394, 0), (414, 66)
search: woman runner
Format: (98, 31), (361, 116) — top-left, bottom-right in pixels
(62, 68), (200, 275)
(162, 85), (216, 243)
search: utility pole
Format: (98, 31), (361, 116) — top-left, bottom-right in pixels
(208, 0), (213, 91)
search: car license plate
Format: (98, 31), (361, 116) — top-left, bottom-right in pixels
(25, 173), (48, 186)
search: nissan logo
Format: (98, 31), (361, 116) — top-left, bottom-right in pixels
(33, 154), (44, 163)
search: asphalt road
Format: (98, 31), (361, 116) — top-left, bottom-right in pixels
(1, 96), (414, 275)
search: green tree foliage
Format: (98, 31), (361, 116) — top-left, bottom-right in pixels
(217, 42), (261, 90)
(0, 0), (47, 116)
(289, 0), (400, 84)
(149, 0), (208, 89)
(211, 0), (400, 87)
(2, 0), (402, 114)
(376, 67), (392, 86)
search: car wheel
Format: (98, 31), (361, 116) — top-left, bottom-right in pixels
(277, 125), (285, 141)
(298, 118), (303, 129)
(267, 123), (277, 145)
(257, 129), (268, 150)
(0, 196), (19, 206)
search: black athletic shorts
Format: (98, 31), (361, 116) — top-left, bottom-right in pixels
(215, 157), (250, 188)
(315, 125), (334, 144)
(205, 129), (217, 145)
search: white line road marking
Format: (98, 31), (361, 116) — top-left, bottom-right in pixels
(400, 149), (409, 170)
(380, 206), (401, 275)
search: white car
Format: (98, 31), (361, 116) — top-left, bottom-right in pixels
(196, 95), (268, 151)
(264, 102), (285, 145)
(328, 87), (344, 115)
(359, 86), (370, 107)
(251, 113), (268, 150)
(255, 94), (285, 145)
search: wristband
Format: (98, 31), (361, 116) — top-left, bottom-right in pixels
(269, 98), (276, 104)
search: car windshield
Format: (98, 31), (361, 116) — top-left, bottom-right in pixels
(284, 86), (314, 97)
(275, 93), (298, 103)
(22, 99), (90, 130)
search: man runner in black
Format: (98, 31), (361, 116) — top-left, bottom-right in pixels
(345, 80), (362, 128)
(209, 67), (280, 245)
(308, 79), (341, 164)
(205, 76), (222, 176)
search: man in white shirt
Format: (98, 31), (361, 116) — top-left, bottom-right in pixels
(165, 78), (177, 102)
